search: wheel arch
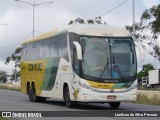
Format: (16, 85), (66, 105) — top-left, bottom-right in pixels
(63, 82), (68, 96)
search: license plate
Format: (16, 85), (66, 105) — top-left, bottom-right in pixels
(107, 95), (117, 99)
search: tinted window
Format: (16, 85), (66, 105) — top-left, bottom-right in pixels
(69, 33), (79, 62)
(59, 34), (68, 61)
(23, 32), (69, 61)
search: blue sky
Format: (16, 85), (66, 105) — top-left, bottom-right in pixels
(0, 0), (160, 74)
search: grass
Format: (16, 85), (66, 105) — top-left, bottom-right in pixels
(138, 86), (160, 91)
(134, 94), (160, 105)
(0, 117), (9, 120)
(0, 85), (20, 91)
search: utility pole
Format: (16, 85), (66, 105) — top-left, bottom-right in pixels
(15, 65), (17, 82)
(15, 0), (53, 38)
(132, 0), (135, 38)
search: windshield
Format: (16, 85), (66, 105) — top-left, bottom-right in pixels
(110, 39), (136, 79)
(80, 36), (137, 81)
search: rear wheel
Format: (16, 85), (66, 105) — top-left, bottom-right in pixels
(27, 84), (33, 102)
(109, 102), (120, 109)
(32, 84), (39, 102)
(64, 85), (75, 108)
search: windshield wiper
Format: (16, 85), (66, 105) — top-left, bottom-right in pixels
(98, 62), (109, 80)
(112, 54), (124, 79)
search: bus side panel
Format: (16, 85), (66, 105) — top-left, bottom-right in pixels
(58, 58), (73, 99)
(39, 58), (72, 100)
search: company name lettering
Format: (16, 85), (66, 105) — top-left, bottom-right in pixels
(28, 63), (42, 71)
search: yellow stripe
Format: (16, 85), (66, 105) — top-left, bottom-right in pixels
(22, 30), (58, 44)
(86, 80), (115, 89)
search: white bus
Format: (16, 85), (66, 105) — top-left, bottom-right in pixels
(21, 24), (137, 109)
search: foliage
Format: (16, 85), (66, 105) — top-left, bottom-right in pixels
(0, 117), (9, 120)
(125, 4), (160, 60)
(136, 94), (160, 105)
(138, 86), (160, 91)
(5, 47), (22, 81)
(137, 64), (154, 81)
(68, 17), (106, 25)
(0, 84), (21, 91)
(10, 71), (20, 81)
(0, 70), (8, 83)
(5, 47), (22, 67)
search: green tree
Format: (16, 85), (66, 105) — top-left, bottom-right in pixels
(0, 70), (8, 83)
(5, 47), (22, 81)
(10, 71), (20, 81)
(5, 47), (22, 67)
(137, 64), (154, 81)
(68, 17), (105, 25)
(126, 4), (160, 60)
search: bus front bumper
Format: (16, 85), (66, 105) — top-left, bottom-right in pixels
(75, 87), (137, 103)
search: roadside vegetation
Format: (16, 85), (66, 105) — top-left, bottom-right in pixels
(138, 86), (160, 91)
(135, 94), (160, 105)
(0, 84), (20, 91)
(0, 117), (9, 120)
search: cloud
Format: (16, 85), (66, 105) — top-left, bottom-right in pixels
(142, 0), (160, 8)
(0, 61), (15, 75)
(0, 0), (160, 74)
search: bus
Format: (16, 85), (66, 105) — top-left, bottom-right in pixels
(21, 24), (137, 109)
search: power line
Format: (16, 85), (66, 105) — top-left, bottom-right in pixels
(0, 32), (33, 48)
(100, 0), (129, 17)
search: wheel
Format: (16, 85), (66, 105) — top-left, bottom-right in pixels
(32, 84), (39, 102)
(64, 85), (75, 108)
(27, 84), (33, 102)
(109, 102), (120, 109)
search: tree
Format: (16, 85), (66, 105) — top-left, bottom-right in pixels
(10, 71), (20, 81)
(126, 4), (160, 60)
(5, 47), (22, 81)
(5, 47), (22, 67)
(68, 17), (85, 25)
(68, 17), (106, 25)
(137, 64), (154, 81)
(0, 70), (8, 83)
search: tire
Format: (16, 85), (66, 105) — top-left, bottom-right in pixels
(32, 84), (39, 102)
(64, 85), (75, 108)
(109, 102), (120, 109)
(27, 84), (33, 102)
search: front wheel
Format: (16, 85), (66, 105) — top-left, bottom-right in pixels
(64, 86), (75, 108)
(109, 102), (120, 109)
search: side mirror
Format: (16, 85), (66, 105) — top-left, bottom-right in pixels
(73, 41), (82, 60)
(134, 41), (145, 61)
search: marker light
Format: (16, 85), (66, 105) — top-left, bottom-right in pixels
(134, 94), (137, 99)
(83, 93), (87, 98)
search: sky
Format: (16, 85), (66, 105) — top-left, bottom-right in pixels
(0, 0), (160, 75)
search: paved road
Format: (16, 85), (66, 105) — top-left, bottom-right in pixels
(0, 89), (160, 120)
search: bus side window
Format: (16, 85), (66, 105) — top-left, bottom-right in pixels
(73, 48), (80, 75)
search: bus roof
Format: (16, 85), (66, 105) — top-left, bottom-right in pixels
(68, 24), (131, 37)
(22, 24), (131, 44)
